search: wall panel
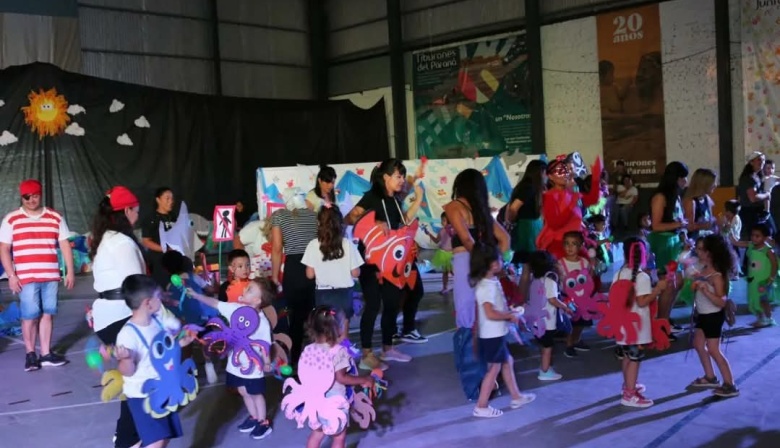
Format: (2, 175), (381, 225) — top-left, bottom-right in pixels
(219, 24), (309, 66)
(221, 62), (311, 99)
(80, 7), (212, 58)
(82, 52), (215, 94)
(542, 16), (603, 162)
(402, 0), (524, 44)
(217, 0), (306, 30)
(328, 0), (386, 30)
(79, 0), (211, 19)
(330, 21), (389, 59)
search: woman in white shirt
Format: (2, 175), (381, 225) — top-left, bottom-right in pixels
(88, 186), (145, 448)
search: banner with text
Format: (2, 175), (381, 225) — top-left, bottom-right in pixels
(412, 33), (533, 159)
(741, 0), (780, 156)
(597, 4), (666, 183)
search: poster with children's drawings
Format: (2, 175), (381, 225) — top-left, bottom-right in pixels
(213, 205), (236, 242)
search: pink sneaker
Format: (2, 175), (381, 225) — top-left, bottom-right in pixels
(621, 389), (653, 408)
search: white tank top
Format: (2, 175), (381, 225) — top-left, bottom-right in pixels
(694, 272), (723, 315)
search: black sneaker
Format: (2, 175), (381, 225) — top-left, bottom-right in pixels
(251, 420), (272, 440)
(573, 342), (591, 352)
(392, 332), (402, 341)
(39, 352), (68, 367)
(400, 330), (428, 344)
(238, 416), (257, 433)
(24, 352), (40, 372)
(713, 383), (740, 398)
(564, 347), (577, 358)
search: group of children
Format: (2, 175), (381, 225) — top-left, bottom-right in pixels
(107, 204), (371, 448)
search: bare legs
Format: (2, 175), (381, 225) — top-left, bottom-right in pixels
(692, 328), (734, 384)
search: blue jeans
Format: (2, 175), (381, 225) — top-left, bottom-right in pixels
(19, 281), (59, 320)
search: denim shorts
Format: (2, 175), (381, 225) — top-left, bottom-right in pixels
(19, 281), (59, 320)
(315, 287), (354, 319)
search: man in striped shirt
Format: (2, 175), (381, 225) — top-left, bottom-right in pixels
(0, 179), (75, 371)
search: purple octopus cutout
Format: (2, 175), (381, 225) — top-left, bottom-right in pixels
(202, 306), (270, 375)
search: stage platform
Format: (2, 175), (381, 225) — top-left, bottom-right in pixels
(0, 269), (778, 448)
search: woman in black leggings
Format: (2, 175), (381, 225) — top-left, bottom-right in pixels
(346, 159), (424, 371)
(271, 193), (318, 363)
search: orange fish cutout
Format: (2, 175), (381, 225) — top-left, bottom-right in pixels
(353, 211), (419, 289)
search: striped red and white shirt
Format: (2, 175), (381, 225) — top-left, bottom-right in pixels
(0, 207), (70, 285)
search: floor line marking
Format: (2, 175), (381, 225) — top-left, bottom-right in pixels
(643, 345), (780, 448)
(0, 382), (224, 418)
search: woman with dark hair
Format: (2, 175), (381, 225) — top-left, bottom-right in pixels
(306, 165), (338, 212)
(737, 152), (774, 240)
(89, 186), (145, 448)
(445, 168), (510, 400)
(271, 191), (318, 363)
(648, 161), (689, 333)
(502, 159), (547, 296)
(141, 187), (176, 286)
(445, 169), (511, 330)
(346, 158), (425, 370)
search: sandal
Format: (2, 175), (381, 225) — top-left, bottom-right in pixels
(473, 406), (503, 418)
(689, 376), (719, 388)
(510, 393), (536, 409)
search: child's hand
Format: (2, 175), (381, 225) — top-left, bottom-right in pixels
(114, 346), (132, 360)
(362, 376), (376, 389)
(179, 332), (195, 346)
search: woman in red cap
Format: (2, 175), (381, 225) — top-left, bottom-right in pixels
(0, 179), (74, 372)
(88, 186), (145, 448)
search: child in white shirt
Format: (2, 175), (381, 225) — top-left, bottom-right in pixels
(469, 243), (536, 418)
(188, 278), (275, 440)
(612, 237), (667, 408)
(302, 205), (363, 341)
(115, 274), (194, 448)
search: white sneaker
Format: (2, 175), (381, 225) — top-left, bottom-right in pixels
(510, 393), (536, 409)
(382, 348), (412, 362)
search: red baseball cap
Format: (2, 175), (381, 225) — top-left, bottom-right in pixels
(106, 186), (139, 211)
(19, 179), (42, 196)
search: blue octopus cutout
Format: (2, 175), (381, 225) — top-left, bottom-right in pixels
(203, 306), (270, 375)
(141, 331), (199, 418)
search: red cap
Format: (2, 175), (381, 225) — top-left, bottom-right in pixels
(106, 186), (139, 211)
(19, 179), (42, 196)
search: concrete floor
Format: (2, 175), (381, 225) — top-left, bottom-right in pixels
(0, 269), (779, 448)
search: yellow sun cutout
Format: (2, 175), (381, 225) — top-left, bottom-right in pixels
(22, 88), (70, 139)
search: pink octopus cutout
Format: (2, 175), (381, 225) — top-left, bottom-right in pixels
(282, 344), (351, 435)
(560, 260), (607, 321)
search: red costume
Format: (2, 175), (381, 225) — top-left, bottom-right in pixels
(536, 157), (603, 260)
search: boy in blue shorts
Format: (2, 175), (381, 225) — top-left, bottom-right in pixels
(115, 274), (194, 448)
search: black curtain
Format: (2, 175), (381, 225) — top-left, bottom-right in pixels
(0, 62), (389, 232)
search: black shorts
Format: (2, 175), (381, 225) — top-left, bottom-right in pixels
(226, 374), (267, 395)
(535, 330), (556, 348)
(572, 318), (593, 328)
(695, 310), (725, 339)
(479, 336), (509, 364)
(618, 344), (646, 362)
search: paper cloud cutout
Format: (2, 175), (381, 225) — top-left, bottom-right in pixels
(0, 100), (5, 107)
(117, 133), (133, 146)
(67, 104), (86, 115)
(0, 130), (18, 146)
(110, 99), (125, 113)
(134, 116), (150, 128)
(65, 123), (85, 136)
